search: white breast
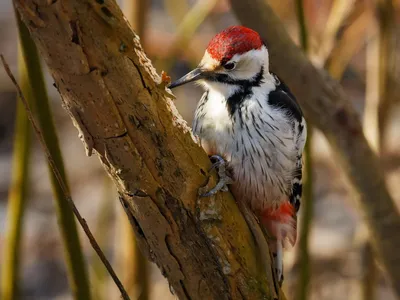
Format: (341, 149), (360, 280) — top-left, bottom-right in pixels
(193, 84), (299, 212)
(193, 88), (234, 157)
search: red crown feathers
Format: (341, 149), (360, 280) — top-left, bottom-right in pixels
(206, 26), (264, 62)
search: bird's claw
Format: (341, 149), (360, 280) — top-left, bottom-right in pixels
(201, 155), (233, 197)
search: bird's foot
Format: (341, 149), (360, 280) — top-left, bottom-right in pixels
(200, 155), (233, 197)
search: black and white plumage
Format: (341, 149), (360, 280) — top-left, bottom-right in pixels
(169, 26), (307, 281)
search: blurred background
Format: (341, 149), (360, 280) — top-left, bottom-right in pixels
(1, 0), (400, 299)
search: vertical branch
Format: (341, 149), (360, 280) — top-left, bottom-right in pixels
(359, 226), (376, 300)
(360, 1), (395, 298)
(164, 0), (190, 26)
(0, 41), (32, 300)
(296, 0), (308, 52)
(123, 0), (148, 45)
(364, 12), (380, 153)
(297, 125), (313, 300)
(361, 248), (376, 300)
(326, 7), (370, 79)
(364, 0), (395, 153)
(162, 0), (218, 71)
(316, 0), (356, 65)
(295, 2), (313, 300)
(14, 12), (92, 299)
(323, 4), (375, 300)
(375, 0), (396, 153)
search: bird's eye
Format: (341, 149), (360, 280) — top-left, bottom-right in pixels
(224, 62), (236, 70)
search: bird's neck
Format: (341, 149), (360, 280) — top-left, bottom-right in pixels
(204, 62), (276, 100)
(203, 64), (276, 117)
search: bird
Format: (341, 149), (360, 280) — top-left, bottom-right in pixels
(169, 25), (307, 282)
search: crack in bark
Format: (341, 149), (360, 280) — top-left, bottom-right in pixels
(127, 189), (148, 198)
(129, 57), (152, 95)
(69, 20), (80, 45)
(104, 131), (128, 139)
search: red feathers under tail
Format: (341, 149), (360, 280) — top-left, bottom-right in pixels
(260, 201), (297, 249)
(260, 201), (297, 282)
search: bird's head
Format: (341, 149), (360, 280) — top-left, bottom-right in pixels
(169, 26), (269, 92)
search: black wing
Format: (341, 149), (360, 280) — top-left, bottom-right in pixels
(268, 73), (303, 122)
(290, 156), (303, 213)
(269, 72), (306, 213)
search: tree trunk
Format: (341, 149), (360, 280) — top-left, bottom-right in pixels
(13, 0), (281, 299)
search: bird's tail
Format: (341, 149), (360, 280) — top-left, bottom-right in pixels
(261, 201), (297, 283)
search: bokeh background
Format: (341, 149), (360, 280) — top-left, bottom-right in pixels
(1, 0), (400, 299)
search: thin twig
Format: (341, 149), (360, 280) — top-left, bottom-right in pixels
(0, 54), (131, 300)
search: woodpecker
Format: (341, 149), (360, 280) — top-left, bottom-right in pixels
(169, 25), (307, 281)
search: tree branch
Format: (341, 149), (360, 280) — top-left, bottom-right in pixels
(230, 0), (400, 297)
(13, 0), (280, 299)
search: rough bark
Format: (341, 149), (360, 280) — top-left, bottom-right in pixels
(14, 0), (280, 299)
(230, 0), (400, 296)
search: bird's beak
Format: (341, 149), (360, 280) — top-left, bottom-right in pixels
(169, 68), (204, 89)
